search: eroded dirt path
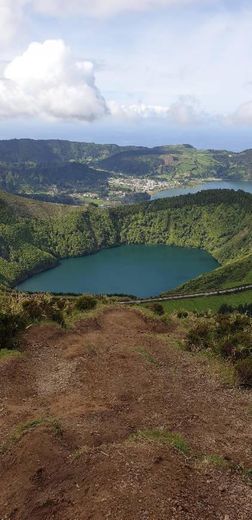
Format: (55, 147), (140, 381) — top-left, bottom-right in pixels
(0, 307), (251, 520)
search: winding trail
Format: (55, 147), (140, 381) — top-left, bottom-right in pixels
(0, 307), (251, 519)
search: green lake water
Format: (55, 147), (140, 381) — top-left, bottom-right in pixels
(16, 245), (219, 297)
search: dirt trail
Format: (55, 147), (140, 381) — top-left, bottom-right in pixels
(0, 307), (251, 520)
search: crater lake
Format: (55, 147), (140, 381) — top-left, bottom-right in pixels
(16, 245), (219, 297)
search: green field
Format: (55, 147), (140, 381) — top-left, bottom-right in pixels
(157, 290), (252, 314)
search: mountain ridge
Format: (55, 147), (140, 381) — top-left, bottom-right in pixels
(0, 139), (252, 202)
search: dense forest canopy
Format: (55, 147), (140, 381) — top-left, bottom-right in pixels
(0, 188), (251, 293)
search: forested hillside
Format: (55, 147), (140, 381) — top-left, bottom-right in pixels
(0, 162), (109, 195)
(0, 140), (252, 201)
(0, 188), (251, 292)
(0, 139), (128, 163)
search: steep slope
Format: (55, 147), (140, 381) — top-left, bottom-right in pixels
(0, 308), (251, 519)
(0, 138), (126, 163)
(0, 139), (143, 197)
(0, 162), (110, 195)
(0, 188), (251, 291)
(172, 253), (252, 294)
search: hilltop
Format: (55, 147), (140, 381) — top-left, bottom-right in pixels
(0, 306), (251, 519)
(0, 139), (252, 203)
(0, 187), (251, 292)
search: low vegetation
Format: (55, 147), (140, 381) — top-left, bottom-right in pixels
(0, 291), (102, 351)
(135, 347), (160, 367)
(2, 287), (251, 392)
(0, 310), (27, 349)
(129, 429), (190, 455)
(0, 348), (22, 361)
(186, 313), (252, 387)
(236, 358), (252, 387)
(218, 302), (252, 316)
(0, 417), (63, 454)
(158, 289), (252, 314)
(75, 294), (97, 311)
(130, 430), (251, 479)
(146, 302), (165, 315)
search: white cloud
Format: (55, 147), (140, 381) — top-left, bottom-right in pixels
(0, 37), (216, 126)
(33, 0), (213, 17)
(0, 0), (27, 47)
(108, 97), (208, 125)
(167, 97), (209, 125)
(230, 101), (252, 126)
(99, 5), (252, 121)
(0, 1), (216, 49)
(0, 39), (108, 121)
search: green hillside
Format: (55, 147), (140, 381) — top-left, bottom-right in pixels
(0, 188), (251, 292)
(98, 144), (252, 181)
(0, 139), (142, 199)
(0, 162), (109, 197)
(173, 254), (252, 294)
(0, 139), (127, 163)
(0, 140), (252, 202)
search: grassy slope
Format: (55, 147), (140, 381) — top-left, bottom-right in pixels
(98, 144), (252, 181)
(0, 188), (251, 291)
(173, 253), (252, 294)
(156, 289), (252, 314)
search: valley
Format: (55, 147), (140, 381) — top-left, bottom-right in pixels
(1, 139), (252, 205)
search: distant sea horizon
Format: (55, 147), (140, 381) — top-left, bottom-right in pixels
(0, 120), (251, 153)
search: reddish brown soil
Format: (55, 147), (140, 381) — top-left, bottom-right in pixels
(0, 307), (251, 520)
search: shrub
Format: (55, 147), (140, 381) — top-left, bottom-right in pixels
(75, 295), (97, 311)
(238, 303), (252, 317)
(50, 297), (66, 310)
(218, 304), (234, 315)
(235, 358), (252, 387)
(217, 331), (252, 360)
(218, 303), (252, 317)
(0, 311), (26, 349)
(230, 315), (250, 333)
(147, 303), (164, 316)
(217, 340), (236, 359)
(22, 299), (44, 321)
(215, 316), (233, 337)
(22, 297), (65, 326)
(47, 307), (65, 327)
(177, 311), (188, 319)
(185, 323), (212, 352)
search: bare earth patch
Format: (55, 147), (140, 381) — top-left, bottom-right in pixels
(0, 307), (251, 519)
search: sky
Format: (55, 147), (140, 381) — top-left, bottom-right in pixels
(0, 0), (251, 150)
